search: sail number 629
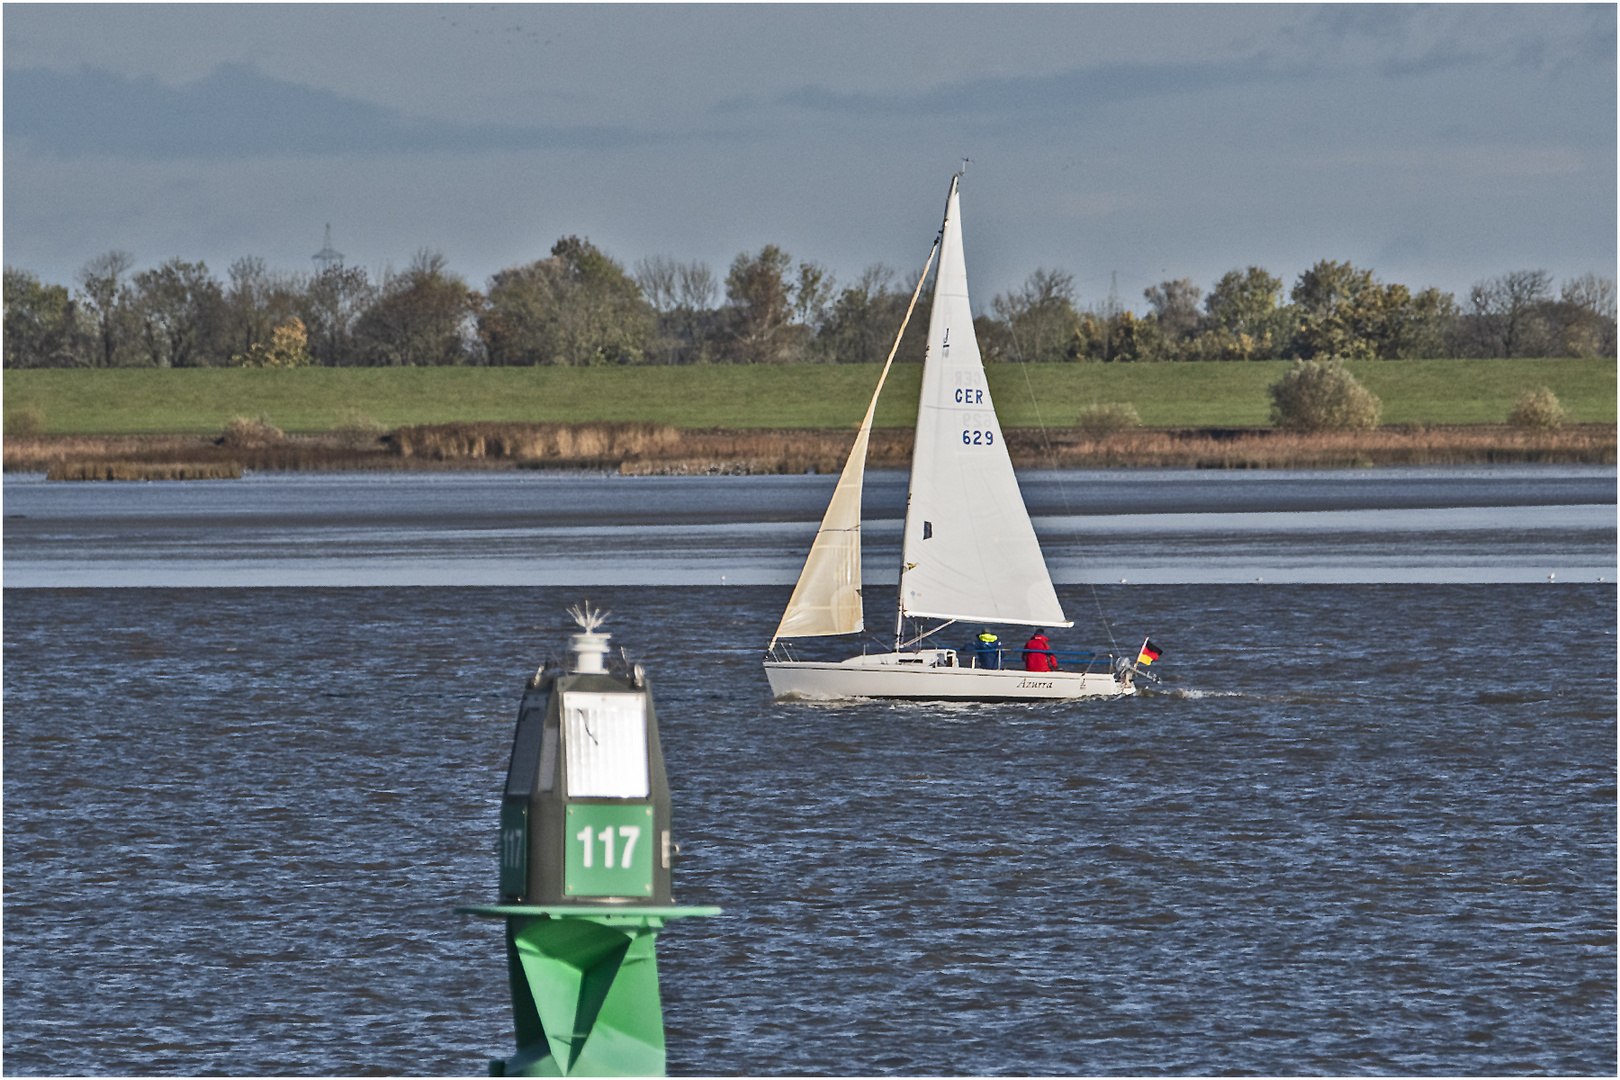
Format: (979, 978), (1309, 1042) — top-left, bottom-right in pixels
(962, 429), (994, 446)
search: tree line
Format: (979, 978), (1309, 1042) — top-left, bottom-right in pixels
(4, 238), (1614, 369)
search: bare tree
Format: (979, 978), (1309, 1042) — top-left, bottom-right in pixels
(1556, 273), (1617, 357)
(1143, 278), (1202, 338)
(792, 261), (835, 331)
(633, 255), (679, 313)
(676, 262), (716, 311)
(1467, 269), (1553, 357)
(299, 265), (375, 366)
(76, 250), (135, 367)
(992, 268), (1079, 363)
(817, 264), (913, 364)
(629, 257), (720, 364)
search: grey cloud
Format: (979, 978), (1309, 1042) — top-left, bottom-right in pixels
(772, 61), (1272, 120)
(1287, 4), (1615, 80)
(3, 62), (649, 159)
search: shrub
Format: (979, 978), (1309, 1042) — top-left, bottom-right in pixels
(235, 318), (312, 368)
(5, 403), (46, 436)
(220, 414), (284, 448)
(334, 408), (384, 433)
(1507, 386), (1567, 429)
(1075, 401), (1141, 436)
(1268, 358), (1381, 431)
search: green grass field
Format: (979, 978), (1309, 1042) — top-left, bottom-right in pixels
(4, 358), (1614, 435)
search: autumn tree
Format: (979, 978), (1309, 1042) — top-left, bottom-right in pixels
(992, 268), (1080, 363)
(792, 261), (836, 334)
(815, 264), (929, 364)
(1198, 266), (1289, 361)
(1291, 260), (1390, 360)
(235, 317), (312, 367)
(633, 254), (680, 314)
(298, 265), (375, 367)
(4, 268), (85, 367)
(354, 250), (477, 366)
(1551, 274), (1617, 358)
(75, 250), (138, 368)
(130, 258), (225, 367)
(484, 236), (654, 366)
(1073, 309), (1157, 362)
(723, 244), (801, 363)
(223, 256), (304, 363)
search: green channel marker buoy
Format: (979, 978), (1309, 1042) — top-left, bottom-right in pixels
(458, 605), (719, 1077)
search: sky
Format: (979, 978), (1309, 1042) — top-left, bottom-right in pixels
(4, 3), (1615, 315)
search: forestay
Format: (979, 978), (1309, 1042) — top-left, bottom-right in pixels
(770, 238), (940, 647)
(898, 177), (1070, 629)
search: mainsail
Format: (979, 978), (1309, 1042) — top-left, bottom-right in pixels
(770, 241), (939, 647)
(897, 176), (1070, 629)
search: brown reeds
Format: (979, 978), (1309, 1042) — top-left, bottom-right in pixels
(4, 421), (1612, 476)
(618, 428), (914, 475)
(1006, 424), (1616, 469)
(388, 422), (682, 464)
(4, 433), (394, 474)
(219, 415), (285, 449)
(47, 461), (243, 481)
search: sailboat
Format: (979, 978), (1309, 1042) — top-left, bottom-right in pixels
(763, 173), (1142, 701)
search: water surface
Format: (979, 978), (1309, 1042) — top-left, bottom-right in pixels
(4, 466), (1613, 587)
(4, 582), (1614, 1075)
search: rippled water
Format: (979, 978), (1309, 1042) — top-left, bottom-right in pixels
(4, 466), (1614, 586)
(4, 583), (1614, 1075)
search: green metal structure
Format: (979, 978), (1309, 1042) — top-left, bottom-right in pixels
(458, 606), (717, 1077)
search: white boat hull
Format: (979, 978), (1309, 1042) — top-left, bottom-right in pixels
(764, 650), (1134, 701)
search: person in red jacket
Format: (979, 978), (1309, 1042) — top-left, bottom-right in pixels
(1022, 631), (1059, 672)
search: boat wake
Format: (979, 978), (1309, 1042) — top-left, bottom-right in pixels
(1144, 686), (1248, 700)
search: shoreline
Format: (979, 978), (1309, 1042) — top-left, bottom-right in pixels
(4, 421), (1614, 477)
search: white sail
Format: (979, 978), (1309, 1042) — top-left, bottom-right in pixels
(771, 240), (940, 647)
(898, 177), (1070, 629)
(768, 382), (879, 643)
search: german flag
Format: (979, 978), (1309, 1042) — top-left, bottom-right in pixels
(1137, 639), (1162, 665)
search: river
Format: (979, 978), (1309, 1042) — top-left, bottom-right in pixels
(3, 466), (1614, 1075)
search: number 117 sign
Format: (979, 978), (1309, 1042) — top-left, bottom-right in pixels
(564, 803), (655, 898)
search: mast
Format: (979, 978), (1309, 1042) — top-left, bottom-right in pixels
(894, 173), (961, 648)
(895, 172), (1070, 639)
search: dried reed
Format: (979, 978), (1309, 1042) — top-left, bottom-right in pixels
(5, 421), (1613, 477)
(388, 422), (682, 462)
(47, 461), (243, 482)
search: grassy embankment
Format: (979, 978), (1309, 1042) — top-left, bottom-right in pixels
(4, 358), (1614, 473)
(5, 357), (1617, 432)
